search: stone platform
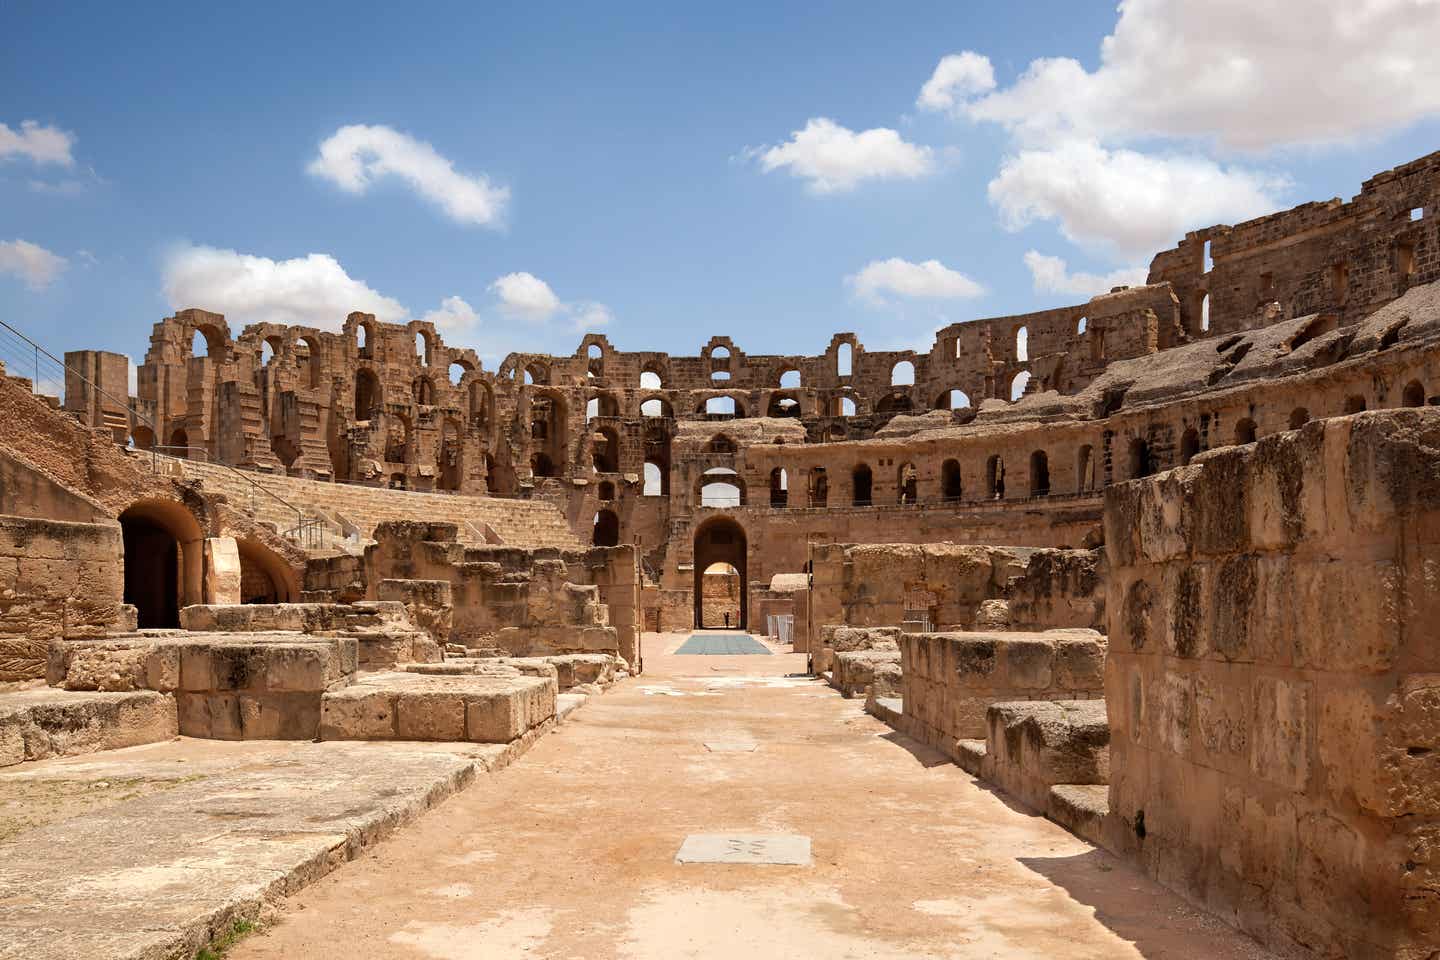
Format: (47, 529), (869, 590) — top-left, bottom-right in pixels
(0, 721), (590, 960)
(320, 671), (557, 743)
(0, 687), (177, 768)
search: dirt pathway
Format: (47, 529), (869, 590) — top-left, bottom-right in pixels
(234, 634), (1274, 959)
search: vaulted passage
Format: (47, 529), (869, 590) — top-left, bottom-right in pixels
(118, 500), (203, 629)
(693, 516), (747, 629)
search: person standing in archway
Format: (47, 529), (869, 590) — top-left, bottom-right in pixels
(724, 612), (730, 629)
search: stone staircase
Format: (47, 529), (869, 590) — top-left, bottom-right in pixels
(146, 453), (582, 551)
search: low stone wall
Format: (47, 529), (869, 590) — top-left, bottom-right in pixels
(896, 630), (1106, 760)
(981, 699), (1110, 812)
(366, 522), (637, 666)
(0, 689), (177, 767)
(807, 542), (1105, 643)
(832, 649), (901, 699)
(0, 515), (131, 682)
(812, 625), (900, 675)
(1102, 409), (1440, 958)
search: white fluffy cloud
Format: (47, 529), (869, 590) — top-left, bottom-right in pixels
(847, 257), (985, 305)
(1023, 251), (1148, 297)
(0, 121), (74, 166)
(489, 271), (612, 330)
(989, 140), (1286, 259)
(941, 1), (1440, 150)
(308, 124), (508, 227)
(748, 118), (934, 193)
(162, 245), (409, 329)
(489, 271), (563, 321)
(0, 239), (68, 289)
(916, 52), (996, 112)
(419, 295), (482, 337)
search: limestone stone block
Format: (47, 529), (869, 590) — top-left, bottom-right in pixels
(1053, 634), (1106, 690)
(319, 689), (397, 740)
(999, 636), (1054, 689)
(396, 693), (466, 740)
(1292, 560), (1400, 673)
(1150, 670), (1193, 757)
(1250, 676), (1311, 791)
(238, 693), (322, 739)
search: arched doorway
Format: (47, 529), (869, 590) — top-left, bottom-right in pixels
(693, 516), (747, 630)
(119, 500), (204, 628)
(237, 538), (295, 604)
(593, 509), (620, 547)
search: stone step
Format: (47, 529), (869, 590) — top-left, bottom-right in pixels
(319, 671), (557, 743)
(0, 688), (178, 767)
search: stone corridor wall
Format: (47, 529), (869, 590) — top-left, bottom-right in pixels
(1103, 408), (1440, 959)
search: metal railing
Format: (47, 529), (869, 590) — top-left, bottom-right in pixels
(0, 319), (331, 551)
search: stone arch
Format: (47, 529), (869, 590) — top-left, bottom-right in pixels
(119, 499), (205, 628)
(941, 458), (962, 501)
(236, 537), (297, 604)
(1289, 407), (1310, 430)
(1403, 379), (1426, 407)
(852, 463), (873, 506)
(1127, 437), (1155, 479)
(693, 516), (747, 629)
(1234, 418), (1258, 445)
(986, 455), (1005, 499)
(355, 369), (381, 420)
(1344, 394), (1367, 414)
(1029, 450), (1050, 496)
(809, 467), (828, 507)
(769, 467), (788, 508)
(593, 509), (620, 547)
(1180, 428), (1200, 465)
(891, 360), (915, 386)
(896, 462), (917, 504)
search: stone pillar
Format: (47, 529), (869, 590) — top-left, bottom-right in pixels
(202, 536), (242, 605)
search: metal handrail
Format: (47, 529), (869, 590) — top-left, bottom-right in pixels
(0, 317), (332, 551)
(148, 447), (328, 546)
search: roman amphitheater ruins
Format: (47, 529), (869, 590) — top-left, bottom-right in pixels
(1, 150), (1439, 958)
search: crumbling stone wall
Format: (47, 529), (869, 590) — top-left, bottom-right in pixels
(1103, 408), (1440, 958)
(895, 630), (1107, 761)
(365, 521), (639, 665)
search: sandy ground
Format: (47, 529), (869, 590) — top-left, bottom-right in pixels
(233, 632), (1275, 960)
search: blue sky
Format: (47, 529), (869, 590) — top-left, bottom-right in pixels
(3, 0), (1439, 373)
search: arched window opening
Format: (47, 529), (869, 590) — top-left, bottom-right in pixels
(1010, 371), (1031, 401)
(836, 396), (857, 417)
(1076, 445), (1094, 492)
(355, 369), (380, 420)
(706, 395), (737, 418)
(986, 455), (1006, 499)
(415, 331), (429, 365)
(1288, 408), (1310, 430)
(810, 467), (828, 507)
(1076, 315), (1088, 335)
(1015, 326), (1029, 362)
(297, 337), (321, 388)
(260, 338), (278, 368)
(1403, 380), (1426, 408)
(852, 463), (873, 506)
(1180, 428), (1200, 466)
(836, 342), (852, 377)
(1127, 438), (1154, 480)
(768, 395), (800, 418)
(643, 461), (666, 497)
(413, 376), (435, 406)
(1344, 394), (1367, 414)
(191, 330), (210, 358)
(592, 509), (620, 547)
(1201, 293), (1211, 332)
(941, 459), (962, 502)
(356, 324), (369, 357)
(641, 397), (672, 418)
(769, 467), (788, 508)
(700, 469), (742, 507)
(640, 370), (663, 390)
(939, 389), (971, 411)
(436, 418), (463, 492)
(1029, 450), (1050, 497)
(1234, 418), (1258, 445)
(449, 362), (467, 386)
(779, 369), (801, 389)
(524, 362), (548, 386)
(469, 381), (491, 429)
(531, 452), (557, 478)
(698, 560), (742, 629)
(897, 462), (918, 505)
(891, 360), (915, 386)
(598, 480), (615, 501)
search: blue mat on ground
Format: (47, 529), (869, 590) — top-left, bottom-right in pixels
(674, 633), (773, 655)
